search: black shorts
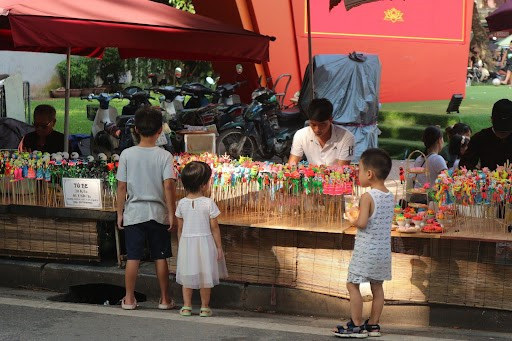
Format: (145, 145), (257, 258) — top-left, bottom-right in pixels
(124, 220), (171, 260)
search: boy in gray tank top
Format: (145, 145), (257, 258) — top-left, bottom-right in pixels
(334, 148), (394, 338)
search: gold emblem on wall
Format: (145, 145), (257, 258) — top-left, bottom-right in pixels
(384, 8), (404, 23)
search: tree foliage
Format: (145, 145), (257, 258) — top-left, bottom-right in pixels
(98, 48), (125, 85)
(56, 57), (98, 88)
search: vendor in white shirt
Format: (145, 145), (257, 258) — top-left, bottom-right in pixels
(288, 98), (355, 166)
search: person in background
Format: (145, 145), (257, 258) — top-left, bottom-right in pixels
(21, 105), (65, 153)
(334, 148), (394, 338)
(501, 42), (512, 85)
(289, 98), (355, 166)
(460, 99), (512, 170)
(448, 134), (470, 171)
(413, 126), (448, 188)
(440, 123), (472, 168)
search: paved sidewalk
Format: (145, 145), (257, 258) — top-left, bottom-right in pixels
(0, 287), (509, 341)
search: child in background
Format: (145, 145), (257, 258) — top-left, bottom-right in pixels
(176, 161), (228, 317)
(334, 148), (394, 338)
(448, 134), (470, 171)
(440, 123), (472, 168)
(116, 107), (177, 310)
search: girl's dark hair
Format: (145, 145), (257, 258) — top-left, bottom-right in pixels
(448, 134), (470, 157)
(180, 161), (212, 193)
(445, 123), (472, 139)
(422, 125), (443, 152)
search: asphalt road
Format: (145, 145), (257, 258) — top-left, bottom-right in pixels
(0, 287), (510, 341)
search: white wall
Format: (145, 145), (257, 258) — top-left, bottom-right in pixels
(0, 51), (65, 97)
(0, 74), (25, 122)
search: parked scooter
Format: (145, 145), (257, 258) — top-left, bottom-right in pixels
(216, 75), (305, 161)
(82, 92), (123, 157)
(121, 86), (153, 116)
(155, 79), (246, 131)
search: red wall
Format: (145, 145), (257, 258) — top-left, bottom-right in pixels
(194, 0), (474, 104)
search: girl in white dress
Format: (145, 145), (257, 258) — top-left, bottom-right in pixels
(175, 161), (228, 317)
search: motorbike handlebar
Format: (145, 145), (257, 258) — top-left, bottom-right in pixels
(80, 93), (122, 109)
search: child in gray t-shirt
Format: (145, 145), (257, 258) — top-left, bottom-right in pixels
(116, 107), (177, 311)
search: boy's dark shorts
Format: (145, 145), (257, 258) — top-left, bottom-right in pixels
(124, 220), (171, 260)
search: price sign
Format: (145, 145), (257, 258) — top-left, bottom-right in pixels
(62, 178), (102, 209)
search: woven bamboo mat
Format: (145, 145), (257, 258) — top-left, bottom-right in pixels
(0, 215), (99, 261)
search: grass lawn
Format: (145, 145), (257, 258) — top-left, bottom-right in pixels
(32, 96), (159, 135)
(31, 85), (509, 135)
(380, 85), (512, 132)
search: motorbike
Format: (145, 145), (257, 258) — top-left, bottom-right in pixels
(121, 86), (153, 115)
(83, 88), (172, 155)
(154, 80), (247, 153)
(216, 76), (305, 161)
(83, 92), (123, 157)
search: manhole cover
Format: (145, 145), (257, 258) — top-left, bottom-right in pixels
(48, 283), (146, 305)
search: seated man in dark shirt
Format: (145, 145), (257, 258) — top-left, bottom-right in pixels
(459, 99), (512, 170)
(22, 104), (65, 153)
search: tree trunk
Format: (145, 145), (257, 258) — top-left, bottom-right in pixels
(471, 2), (494, 71)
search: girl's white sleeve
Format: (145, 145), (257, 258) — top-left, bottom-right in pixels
(209, 199), (221, 218)
(175, 200), (183, 218)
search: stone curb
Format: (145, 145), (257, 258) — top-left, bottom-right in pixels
(1, 258), (511, 332)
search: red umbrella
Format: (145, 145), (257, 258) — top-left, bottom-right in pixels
(0, 0), (272, 62)
(486, 1), (512, 32)
(0, 0), (274, 151)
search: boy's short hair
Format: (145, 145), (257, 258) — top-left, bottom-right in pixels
(34, 104), (56, 120)
(360, 148), (392, 180)
(180, 161), (212, 193)
(308, 98), (333, 122)
(135, 106), (163, 137)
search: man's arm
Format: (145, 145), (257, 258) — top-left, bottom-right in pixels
(164, 178), (177, 230)
(289, 130), (304, 165)
(116, 181), (127, 230)
(336, 159), (351, 166)
(288, 154), (302, 166)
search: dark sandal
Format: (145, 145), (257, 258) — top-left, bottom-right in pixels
(333, 320), (368, 338)
(364, 319), (381, 337)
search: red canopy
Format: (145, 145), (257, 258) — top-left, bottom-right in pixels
(0, 0), (273, 62)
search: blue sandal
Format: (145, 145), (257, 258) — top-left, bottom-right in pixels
(333, 320), (368, 338)
(364, 319), (381, 337)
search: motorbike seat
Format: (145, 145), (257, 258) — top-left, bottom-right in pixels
(181, 83), (213, 96)
(158, 87), (180, 100)
(277, 107), (302, 121)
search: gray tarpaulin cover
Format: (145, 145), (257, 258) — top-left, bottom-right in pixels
(0, 117), (33, 149)
(299, 54), (381, 162)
